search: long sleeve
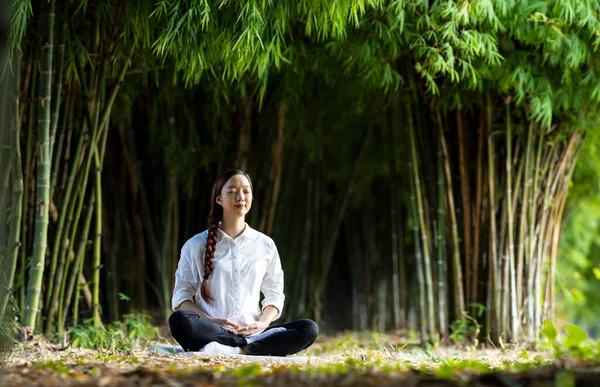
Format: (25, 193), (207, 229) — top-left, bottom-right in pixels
(260, 244), (285, 320)
(171, 241), (202, 311)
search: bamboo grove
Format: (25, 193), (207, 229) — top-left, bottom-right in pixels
(0, 0), (599, 344)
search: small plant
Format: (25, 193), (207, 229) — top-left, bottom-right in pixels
(67, 311), (163, 353)
(449, 304), (484, 349)
(0, 314), (20, 349)
(121, 312), (162, 342)
(539, 319), (600, 360)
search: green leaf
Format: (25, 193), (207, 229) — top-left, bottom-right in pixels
(563, 324), (587, 349)
(542, 320), (557, 342)
(520, 350), (529, 360)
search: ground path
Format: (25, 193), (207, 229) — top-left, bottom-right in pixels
(2, 333), (599, 385)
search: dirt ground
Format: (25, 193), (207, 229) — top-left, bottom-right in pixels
(1, 333), (599, 386)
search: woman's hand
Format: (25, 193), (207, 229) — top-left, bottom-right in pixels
(236, 321), (269, 337)
(211, 318), (241, 332)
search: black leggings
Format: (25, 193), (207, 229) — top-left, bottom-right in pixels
(169, 310), (319, 356)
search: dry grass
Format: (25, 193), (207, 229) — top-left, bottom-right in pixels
(0, 331), (596, 386)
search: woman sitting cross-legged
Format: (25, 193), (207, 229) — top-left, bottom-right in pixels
(169, 169), (318, 356)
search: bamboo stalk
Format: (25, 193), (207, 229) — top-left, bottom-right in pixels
(265, 103), (286, 235)
(517, 123), (533, 341)
(54, 28), (136, 328)
(296, 165), (313, 317)
(408, 100), (435, 341)
(438, 111), (465, 319)
(473, 105), (485, 312)
(504, 100), (519, 342)
(456, 105), (472, 307)
(56, 54), (111, 327)
(49, 41), (64, 164)
(486, 95), (499, 341)
(344, 218), (362, 330)
(159, 176), (173, 322)
(18, 56), (32, 123)
(19, 57), (38, 313)
(60, 190), (95, 331)
(23, 0), (55, 330)
(437, 124), (447, 337)
(50, 77), (72, 202)
(45, 124), (87, 333)
(535, 144), (559, 331)
(171, 180), (179, 295)
(312, 127), (371, 323)
(409, 155), (427, 343)
(545, 137), (581, 323)
(528, 126), (545, 340)
(55, 161), (87, 332)
(59, 81), (75, 194)
(398, 195), (407, 329)
(390, 115), (402, 330)
(45, 113), (85, 312)
(540, 208), (556, 324)
(547, 193), (566, 323)
(0, 53), (23, 320)
(91, 126), (109, 326)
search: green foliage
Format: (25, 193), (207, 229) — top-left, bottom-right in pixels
(67, 312), (162, 353)
(539, 319), (600, 360)
(0, 314), (20, 351)
(7, 0), (32, 56)
(449, 306), (484, 348)
(558, 120), (600, 334)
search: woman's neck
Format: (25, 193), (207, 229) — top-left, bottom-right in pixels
(220, 216), (246, 239)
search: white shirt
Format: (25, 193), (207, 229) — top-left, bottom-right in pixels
(171, 223), (285, 326)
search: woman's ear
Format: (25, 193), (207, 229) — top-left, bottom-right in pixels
(216, 196), (222, 205)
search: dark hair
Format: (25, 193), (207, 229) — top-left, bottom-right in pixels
(201, 169), (253, 304)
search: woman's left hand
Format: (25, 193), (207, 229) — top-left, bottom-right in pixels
(237, 321), (269, 337)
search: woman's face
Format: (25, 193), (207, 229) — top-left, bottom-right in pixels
(216, 174), (253, 217)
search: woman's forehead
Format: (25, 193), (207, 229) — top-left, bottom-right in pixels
(224, 174), (251, 188)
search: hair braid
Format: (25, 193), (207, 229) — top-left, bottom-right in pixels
(201, 205), (222, 304)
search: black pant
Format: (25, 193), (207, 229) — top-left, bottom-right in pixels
(169, 310), (319, 356)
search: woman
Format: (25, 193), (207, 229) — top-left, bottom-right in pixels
(169, 169), (318, 356)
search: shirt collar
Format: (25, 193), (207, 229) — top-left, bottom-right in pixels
(217, 222), (259, 242)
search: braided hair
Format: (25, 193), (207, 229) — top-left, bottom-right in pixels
(200, 169), (253, 304)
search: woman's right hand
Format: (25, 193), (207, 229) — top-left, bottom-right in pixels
(211, 318), (241, 332)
